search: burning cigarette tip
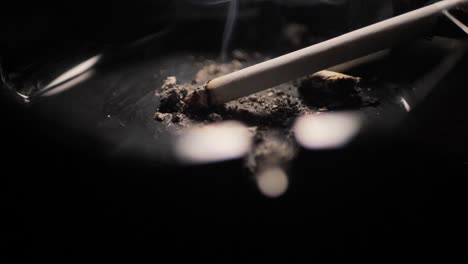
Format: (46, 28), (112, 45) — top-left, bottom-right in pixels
(184, 88), (210, 109)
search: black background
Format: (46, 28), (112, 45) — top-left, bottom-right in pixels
(2, 1), (467, 262)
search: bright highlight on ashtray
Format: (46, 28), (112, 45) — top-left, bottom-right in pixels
(175, 121), (252, 164)
(256, 167), (289, 198)
(293, 112), (362, 150)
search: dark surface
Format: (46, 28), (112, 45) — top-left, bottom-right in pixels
(2, 1), (468, 263)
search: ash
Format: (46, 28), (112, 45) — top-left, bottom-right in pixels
(154, 52), (378, 175)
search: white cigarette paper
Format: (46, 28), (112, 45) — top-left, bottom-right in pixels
(205, 0), (467, 105)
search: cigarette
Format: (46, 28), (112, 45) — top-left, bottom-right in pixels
(188, 0), (467, 106)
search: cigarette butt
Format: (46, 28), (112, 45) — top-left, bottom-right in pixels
(312, 70), (360, 82)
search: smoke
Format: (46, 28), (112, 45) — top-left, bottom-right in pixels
(192, 0), (358, 60)
(187, 0), (238, 61)
(279, 0), (347, 7)
(186, 0), (232, 5)
(220, 0), (238, 61)
(311, 0), (347, 6)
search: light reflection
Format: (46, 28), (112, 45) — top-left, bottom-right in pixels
(41, 71), (94, 97)
(175, 121), (252, 164)
(256, 167), (289, 198)
(44, 55), (101, 90)
(294, 112), (362, 150)
(442, 10), (468, 35)
(400, 97), (411, 112)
